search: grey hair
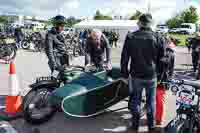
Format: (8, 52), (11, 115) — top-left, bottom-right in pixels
(91, 29), (102, 39)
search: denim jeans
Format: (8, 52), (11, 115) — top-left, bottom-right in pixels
(129, 77), (157, 129)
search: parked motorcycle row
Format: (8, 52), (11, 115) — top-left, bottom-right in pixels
(64, 33), (85, 57)
(21, 31), (85, 58)
(21, 32), (45, 52)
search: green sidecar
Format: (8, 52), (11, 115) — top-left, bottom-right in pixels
(23, 66), (129, 125)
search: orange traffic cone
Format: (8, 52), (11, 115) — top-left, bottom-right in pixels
(5, 61), (22, 114)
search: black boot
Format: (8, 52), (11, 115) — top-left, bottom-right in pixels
(149, 127), (156, 133)
(131, 113), (140, 132)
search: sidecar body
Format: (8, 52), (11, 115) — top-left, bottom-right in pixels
(50, 67), (129, 117)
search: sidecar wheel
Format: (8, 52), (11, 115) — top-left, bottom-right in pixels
(23, 88), (57, 125)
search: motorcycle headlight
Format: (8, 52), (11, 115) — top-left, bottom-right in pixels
(171, 85), (179, 94)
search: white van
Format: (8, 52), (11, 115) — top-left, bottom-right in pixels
(179, 23), (196, 34)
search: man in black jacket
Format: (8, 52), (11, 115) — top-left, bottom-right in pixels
(45, 15), (69, 73)
(191, 33), (200, 72)
(120, 14), (165, 133)
(85, 29), (112, 70)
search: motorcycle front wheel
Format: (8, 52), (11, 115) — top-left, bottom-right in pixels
(23, 87), (57, 125)
(21, 41), (30, 49)
(0, 47), (17, 62)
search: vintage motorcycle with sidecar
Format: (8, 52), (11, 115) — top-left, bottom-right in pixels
(23, 65), (144, 125)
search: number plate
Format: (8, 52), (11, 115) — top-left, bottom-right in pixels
(36, 77), (57, 83)
(177, 92), (193, 107)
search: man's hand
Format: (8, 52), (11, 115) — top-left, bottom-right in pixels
(85, 64), (91, 67)
(106, 62), (112, 70)
(55, 66), (65, 71)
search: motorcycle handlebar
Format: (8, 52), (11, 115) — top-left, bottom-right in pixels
(167, 79), (200, 87)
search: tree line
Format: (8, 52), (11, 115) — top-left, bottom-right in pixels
(166, 6), (199, 28)
(0, 5), (199, 28)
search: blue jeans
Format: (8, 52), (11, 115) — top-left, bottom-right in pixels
(129, 77), (157, 129)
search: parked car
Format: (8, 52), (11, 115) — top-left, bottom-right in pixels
(169, 23), (196, 34)
(156, 25), (169, 33)
(169, 28), (180, 33)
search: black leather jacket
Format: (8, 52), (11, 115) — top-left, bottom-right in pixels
(191, 37), (200, 51)
(121, 28), (165, 79)
(45, 28), (68, 71)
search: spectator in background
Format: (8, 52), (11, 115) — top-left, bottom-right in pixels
(108, 31), (114, 47)
(14, 27), (24, 49)
(156, 36), (175, 127)
(113, 32), (119, 48)
(191, 32), (200, 72)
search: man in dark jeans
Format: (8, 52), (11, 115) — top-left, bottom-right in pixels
(120, 14), (165, 133)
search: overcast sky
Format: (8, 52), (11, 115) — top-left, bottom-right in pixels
(0, 0), (199, 22)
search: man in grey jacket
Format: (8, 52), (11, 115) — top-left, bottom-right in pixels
(45, 15), (69, 72)
(85, 29), (112, 70)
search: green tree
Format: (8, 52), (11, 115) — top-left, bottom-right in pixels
(94, 10), (112, 20)
(94, 10), (103, 20)
(130, 10), (142, 20)
(166, 6), (199, 28)
(0, 16), (8, 24)
(32, 16), (37, 21)
(166, 16), (183, 28)
(47, 17), (54, 25)
(181, 6), (199, 23)
(66, 16), (81, 27)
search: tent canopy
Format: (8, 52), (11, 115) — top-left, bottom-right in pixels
(74, 20), (138, 30)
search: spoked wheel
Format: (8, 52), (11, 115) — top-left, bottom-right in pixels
(21, 42), (30, 49)
(0, 47), (17, 63)
(23, 88), (57, 125)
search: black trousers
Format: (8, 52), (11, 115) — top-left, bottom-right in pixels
(192, 51), (199, 71)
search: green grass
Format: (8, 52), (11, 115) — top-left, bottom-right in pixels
(168, 33), (189, 46)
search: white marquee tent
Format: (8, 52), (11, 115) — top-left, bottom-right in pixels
(74, 20), (138, 30)
(74, 20), (139, 44)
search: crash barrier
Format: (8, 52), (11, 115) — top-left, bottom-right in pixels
(0, 61), (23, 121)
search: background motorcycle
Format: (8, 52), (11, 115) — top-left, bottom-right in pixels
(0, 43), (17, 63)
(21, 32), (32, 50)
(165, 79), (200, 133)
